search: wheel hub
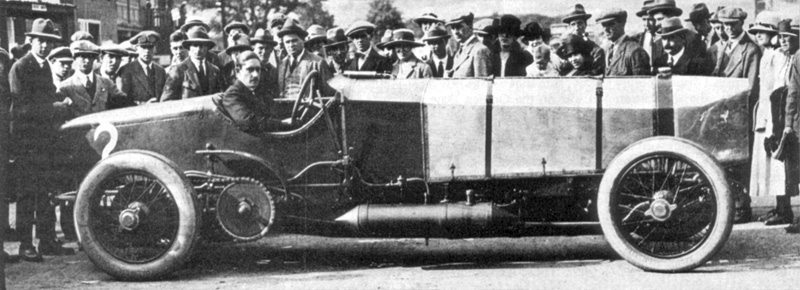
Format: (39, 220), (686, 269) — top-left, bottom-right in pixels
(119, 202), (149, 231)
(647, 190), (678, 222)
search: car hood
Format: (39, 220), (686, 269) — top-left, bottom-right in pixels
(61, 95), (217, 131)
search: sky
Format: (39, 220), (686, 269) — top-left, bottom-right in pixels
(324, 0), (764, 32)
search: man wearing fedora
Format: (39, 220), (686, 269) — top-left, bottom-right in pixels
(343, 21), (392, 74)
(473, 18), (500, 54)
(58, 40), (130, 116)
(446, 13), (493, 78)
(222, 34), (254, 86)
(306, 25), (329, 59)
(647, 0), (709, 72)
(421, 27), (454, 78)
(781, 22), (800, 232)
(47, 47), (74, 87)
(180, 18), (222, 69)
(323, 27), (349, 74)
(384, 29), (433, 79)
(116, 31), (167, 104)
(685, 3), (715, 49)
(652, 17), (714, 75)
(97, 44), (128, 83)
(277, 20), (334, 100)
(8, 18), (75, 261)
(495, 15), (532, 77)
(162, 27), (226, 101)
(218, 21), (251, 72)
(252, 28), (280, 69)
(561, 4), (605, 76)
(596, 8), (651, 76)
(413, 12), (458, 64)
(630, 0), (657, 65)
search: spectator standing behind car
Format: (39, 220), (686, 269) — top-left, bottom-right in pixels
(652, 17), (714, 75)
(782, 22), (800, 233)
(446, 13), (494, 78)
(220, 51), (291, 133)
(526, 44), (558, 77)
(251, 28), (280, 100)
(180, 18), (222, 69)
(630, 0), (657, 66)
(495, 15), (531, 77)
(116, 31), (167, 104)
(685, 3), (715, 49)
(421, 27), (454, 78)
(217, 21), (250, 76)
(306, 25), (328, 59)
(473, 18), (500, 55)
(277, 20), (334, 99)
(57, 40), (130, 117)
(323, 27), (349, 74)
(384, 29), (433, 79)
(561, 4), (605, 76)
(558, 34), (597, 76)
(161, 28), (226, 101)
(343, 21), (392, 73)
(222, 34), (254, 87)
(97, 44), (127, 83)
(596, 8), (651, 76)
(8, 18), (74, 262)
(47, 47), (73, 87)
(167, 31), (189, 71)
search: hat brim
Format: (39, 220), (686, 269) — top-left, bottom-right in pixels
(182, 39), (216, 49)
(718, 17), (744, 23)
(422, 35), (451, 42)
(224, 25), (250, 35)
(657, 27), (688, 37)
(748, 24), (778, 34)
(306, 35), (328, 45)
(73, 51), (100, 57)
(780, 31), (799, 37)
(323, 40), (349, 48)
(381, 40), (424, 49)
(180, 23), (211, 33)
(345, 28), (373, 37)
(562, 14), (592, 24)
(252, 39), (278, 45)
(635, 10), (650, 17)
(102, 50), (128, 56)
(413, 17), (445, 26)
(595, 17), (619, 25)
(647, 7), (683, 16)
(225, 45), (252, 55)
(25, 32), (61, 42)
(278, 30), (309, 39)
(50, 57), (73, 62)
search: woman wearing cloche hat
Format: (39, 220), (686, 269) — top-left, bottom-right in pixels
(383, 29), (432, 79)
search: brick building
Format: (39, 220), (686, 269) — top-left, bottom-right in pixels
(75, 0), (118, 43)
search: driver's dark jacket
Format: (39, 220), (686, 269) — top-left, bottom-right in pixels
(221, 79), (280, 133)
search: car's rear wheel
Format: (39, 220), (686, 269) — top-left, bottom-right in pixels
(598, 137), (733, 272)
(75, 150), (200, 280)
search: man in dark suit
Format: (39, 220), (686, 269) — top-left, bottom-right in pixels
(277, 20), (334, 100)
(342, 21), (392, 73)
(97, 44), (127, 82)
(116, 31), (167, 104)
(652, 17), (714, 75)
(8, 18), (74, 261)
(421, 27), (453, 78)
(684, 3), (715, 49)
(180, 18), (222, 68)
(323, 27), (349, 74)
(630, 0), (657, 65)
(252, 28), (280, 100)
(162, 28), (226, 101)
(560, 4), (605, 76)
(58, 40), (130, 117)
(647, 0), (708, 74)
(784, 43), (800, 232)
(0, 37), (19, 263)
(446, 13), (494, 78)
(217, 21), (250, 75)
(495, 15), (532, 77)
(596, 8), (651, 76)
(220, 51), (290, 133)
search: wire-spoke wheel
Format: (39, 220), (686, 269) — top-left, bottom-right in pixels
(598, 137), (733, 272)
(75, 150), (200, 280)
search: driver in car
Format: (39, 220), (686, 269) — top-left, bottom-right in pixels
(220, 51), (292, 133)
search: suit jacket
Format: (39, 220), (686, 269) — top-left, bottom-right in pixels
(449, 36), (494, 78)
(261, 61), (279, 100)
(57, 73), (131, 117)
(0, 48), (9, 94)
(604, 35), (651, 76)
(343, 48), (393, 73)
(495, 44), (533, 77)
(652, 42), (714, 76)
(714, 33), (761, 88)
(161, 58), (226, 102)
(391, 55), (433, 79)
(278, 50), (334, 99)
(116, 60), (167, 104)
(221, 79), (281, 133)
(423, 51), (454, 78)
(785, 51), (800, 132)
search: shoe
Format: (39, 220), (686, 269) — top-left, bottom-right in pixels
(786, 217), (800, 234)
(734, 207), (752, 224)
(18, 246), (43, 262)
(758, 209), (778, 222)
(38, 240), (76, 256)
(3, 251), (20, 264)
(765, 211), (794, 226)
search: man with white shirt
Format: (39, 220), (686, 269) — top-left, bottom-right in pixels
(596, 8), (650, 76)
(97, 44), (127, 82)
(47, 47), (73, 86)
(161, 27), (226, 101)
(446, 12), (493, 78)
(652, 17), (713, 75)
(342, 21), (392, 73)
(116, 30), (167, 104)
(712, 7), (761, 84)
(277, 20), (334, 100)
(58, 40), (130, 117)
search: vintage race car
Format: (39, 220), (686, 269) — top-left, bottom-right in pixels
(61, 72), (751, 280)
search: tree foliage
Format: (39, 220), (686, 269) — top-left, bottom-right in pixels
(181, 0), (334, 33)
(366, 0), (404, 41)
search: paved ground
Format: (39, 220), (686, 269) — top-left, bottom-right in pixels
(4, 221), (800, 290)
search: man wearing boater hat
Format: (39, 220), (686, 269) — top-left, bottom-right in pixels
(8, 18), (74, 261)
(162, 27), (226, 101)
(57, 40), (130, 116)
(446, 12), (493, 78)
(343, 20), (392, 73)
(651, 17), (713, 75)
(561, 4), (605, 76)
(277, 20), (334, 99)
(116, 31), (167, 104)
(323, 27), (349, 74)
(422, 27), (454, 78)
(596, 8), (651, 76)
(383, 29), (433, 79)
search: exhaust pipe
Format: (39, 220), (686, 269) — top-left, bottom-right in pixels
(335, 202), (518, 238)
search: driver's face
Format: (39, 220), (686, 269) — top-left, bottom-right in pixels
(236, 59), (261, 91)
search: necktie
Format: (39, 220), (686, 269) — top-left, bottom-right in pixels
(290, 58), (298, 73)
(85, 76), (96, 99)
(198, 62), (209, 93)
(667, 54), (674, 68)
(437, 61), (444, 77)
(146, 65), (154, 78)
(607, 44), (614, 67)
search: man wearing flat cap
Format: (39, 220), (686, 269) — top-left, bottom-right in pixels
(561, 4), (605, 76)
(47, 47), (74, 86)
(422, 27), (454, 78)
(712, 7), (760, 85)
(162, 27), (226, 101)
(446, 12), (494, 78)
(8, 18), (75, 261)
(323, 27), (349, 74)
(597, 8), (650, 76)
(58, 40), (130, 117)
(343, 20), (392, 74)
(277, 20), (334, 100)
(652, 17), (714, 75)
(116, 30), (167, 104)
(97, 44), (128, 82)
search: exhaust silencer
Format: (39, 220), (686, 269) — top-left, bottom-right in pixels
(335, 203), (518, 238)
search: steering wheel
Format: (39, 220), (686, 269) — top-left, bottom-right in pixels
(290, 70), (322, 126)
